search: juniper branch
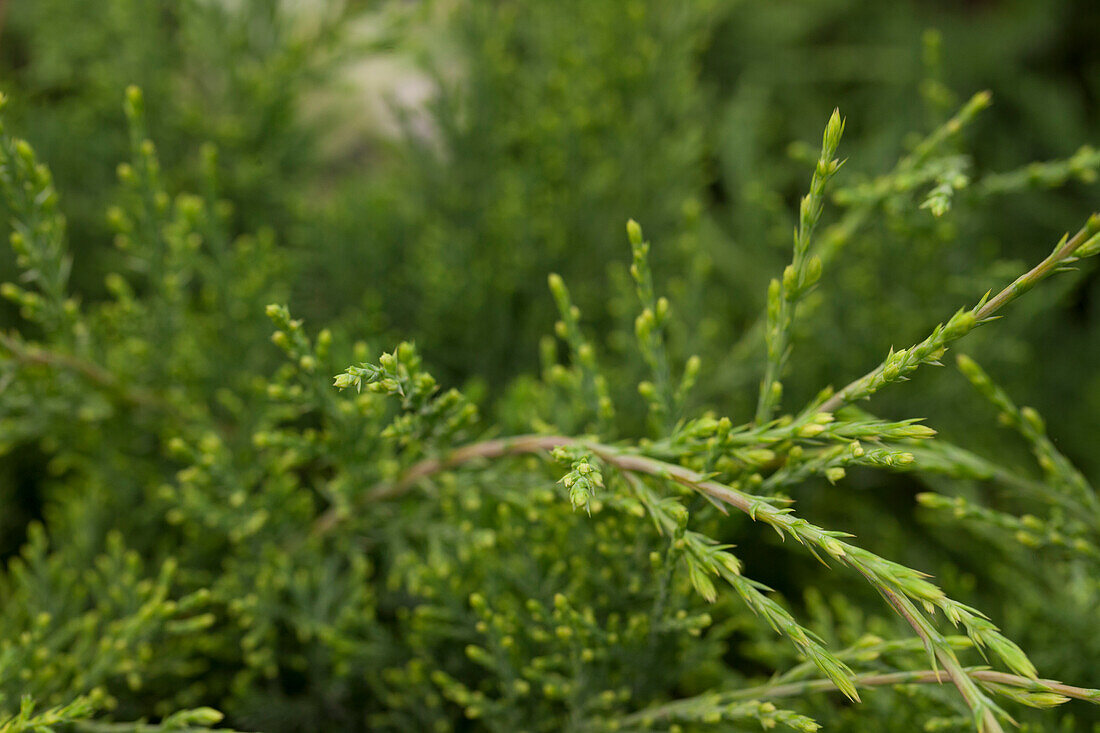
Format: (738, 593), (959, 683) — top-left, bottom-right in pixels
(956, 353), (1099, 515)
(620, 668), (1099, 726)
(977, 144), (1100, 196)
(816, 214), (1100, 414)
(317, 432), (1036, 727)
(627, 220), (677, 432)
(756, 109), (844, 423)
(713, 92), (992, 398)
(871, 580), (1006, 732)
(0, 331), (167, 411)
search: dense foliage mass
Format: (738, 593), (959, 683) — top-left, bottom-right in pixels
(0, 1), (1099, 731)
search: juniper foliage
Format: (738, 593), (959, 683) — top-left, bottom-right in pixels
(1, 2), (1100, 732)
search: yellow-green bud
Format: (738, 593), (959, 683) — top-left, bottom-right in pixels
(798, 423), (826, 438)
(1020, 406), (1045, 434)
(782, 264), (798, 294)
(823, 107), (844, 151)
(655, 297), (669, 322)
(804, 255), (823, 287)
(0, 282), (20, 301)
(547, 273), (566, 300)
(14, 139), (34, 162)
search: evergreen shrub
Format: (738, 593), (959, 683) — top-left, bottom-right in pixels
(1, 2), (1099, 732)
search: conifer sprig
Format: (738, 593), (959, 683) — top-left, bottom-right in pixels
(757, 109), (845, 423)
(0, 94), (77, 338)
(718, 92), (996, 387)
(978, 143), (1100, 196)
(955, 353), (1098, 515)
(627, 220), (677, 432)
(815, 213), (1100, 413)
(553, 445), (605, 512)
(547, 273), (615, 431)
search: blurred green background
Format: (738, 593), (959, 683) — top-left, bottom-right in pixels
(1, 0), (1099, 727)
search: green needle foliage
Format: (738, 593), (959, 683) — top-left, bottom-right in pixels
(2, 3), (1100, 732)
(757, 108), (844, 424)
(4, 85), (1098, 731)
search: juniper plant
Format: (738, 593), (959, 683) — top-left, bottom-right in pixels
(3, 45), (1100, 733)
(330, 111), (1100, 732)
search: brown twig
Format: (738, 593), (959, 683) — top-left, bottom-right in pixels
(311, 433), (750, 535)
(622, 667), (1097, 726)
(0, 331), (168, 411)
